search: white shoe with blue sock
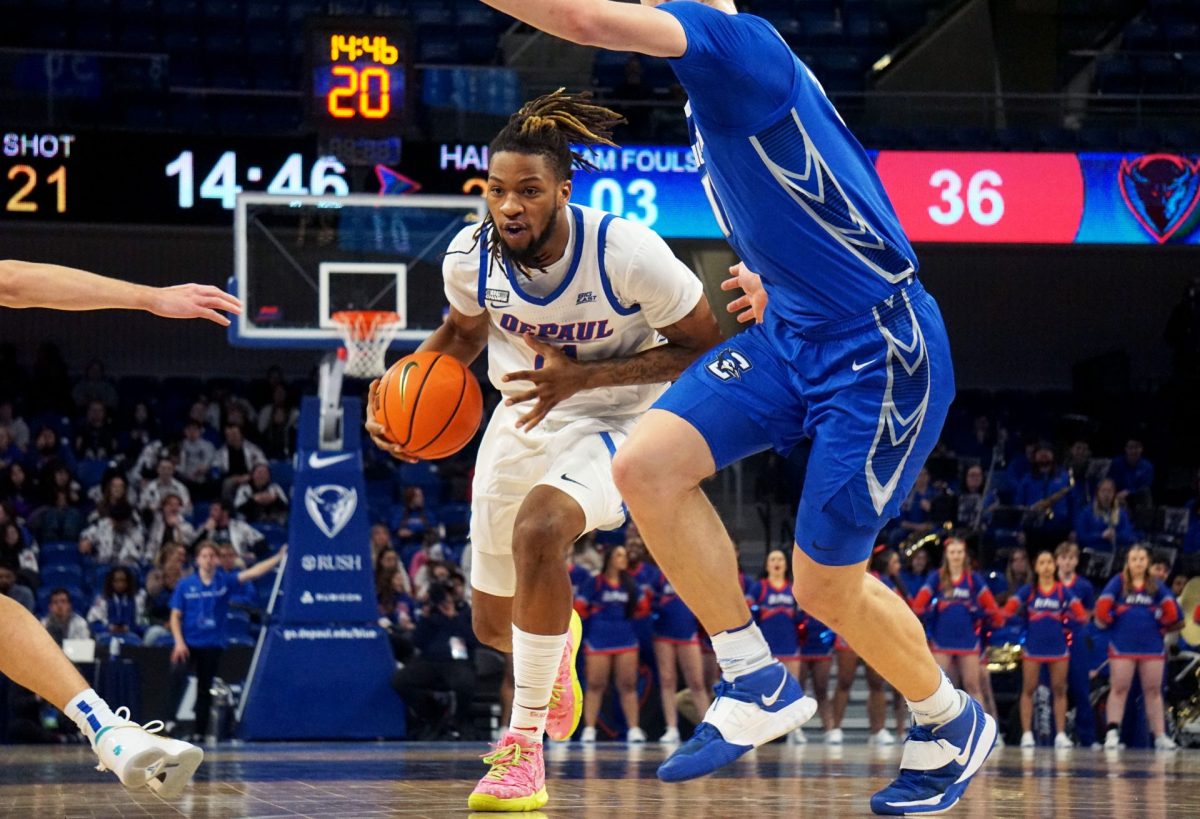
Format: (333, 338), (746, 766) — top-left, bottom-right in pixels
(657, 661), (817, 782)
(870, 693), (996, 815)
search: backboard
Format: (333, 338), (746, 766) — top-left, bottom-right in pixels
(229, 192), (487, 349)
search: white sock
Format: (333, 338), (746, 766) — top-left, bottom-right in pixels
(508, 625), (569, 741)
(907, 673), (964, 725)
(65, 688), (118, 744)
(711, 620), (774, 680)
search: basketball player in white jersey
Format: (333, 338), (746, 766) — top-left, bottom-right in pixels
(0, 258), (240, 796)
(366, 90), (722, 811)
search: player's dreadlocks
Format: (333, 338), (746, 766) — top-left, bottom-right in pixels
(467, 88), (625, 274)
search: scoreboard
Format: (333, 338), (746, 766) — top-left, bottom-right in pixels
(2, 129), (1197, 246)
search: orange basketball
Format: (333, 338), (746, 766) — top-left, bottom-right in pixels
(374, 351), (483, 459)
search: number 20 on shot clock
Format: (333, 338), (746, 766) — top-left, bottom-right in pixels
(306, 18), (413, 134)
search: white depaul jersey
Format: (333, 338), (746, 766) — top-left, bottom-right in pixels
(443, 204), (703, 421)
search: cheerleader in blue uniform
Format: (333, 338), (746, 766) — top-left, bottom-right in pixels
(910, 537), (1002, 704)
(1001, 549), (1087, 748)
(1055, 541), (1098, 747)
(745, 550), (804, 742)
(580, 545), (644, 743)
(651, 569), (710, 744)
(1096, 544), (1182, 751)
(746, 550), (800, 669)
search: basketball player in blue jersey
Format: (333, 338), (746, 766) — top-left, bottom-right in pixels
(478, 1), (991, 813)
(366, 91), (723, 811)
(0, 259), (240, 797)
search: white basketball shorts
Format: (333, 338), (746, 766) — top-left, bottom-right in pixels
(469, 402), (635, 597)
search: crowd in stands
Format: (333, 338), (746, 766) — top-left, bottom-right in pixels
(2, 346), (1199, 747)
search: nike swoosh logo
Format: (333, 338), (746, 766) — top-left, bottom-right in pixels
(810, 539), (839, 552)
(851, 358), (878, 371)
(308, 452), (354, 469)
(398, 361), (419, 406)
(560, 473), (587, 488)
(760, 668), (789, 707)
(942, 705), (975, 767)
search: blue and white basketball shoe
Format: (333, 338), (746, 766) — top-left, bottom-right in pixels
(657, 661), (817, 782)
(870, 694), (996, 815)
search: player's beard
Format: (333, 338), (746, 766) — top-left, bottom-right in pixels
(502, 205), (560, 271)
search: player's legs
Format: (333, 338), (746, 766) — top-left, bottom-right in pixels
(891, 686), (908, 734)
(471, 588), (514, 653)
(613, 409), (754, 636)
(655, 641), (680, 730)
(955, 652), (983, 702)
(613, 651), (641, 734)
(584, 653), (613, 729)
(1019, 658), (1040, 736)
(0, 594), (91, 709)
(792, 555), (942, 707)
(1137, 658), (1167, 738)
(510, 485), (583, 637)
(865, 663), (887, 735)
(1049, 661), (1069, 736)
(1106, 658), (1135, 729)
(0, 595), (202, 796)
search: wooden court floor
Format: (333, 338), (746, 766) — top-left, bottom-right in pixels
(0, 742), (1196, 818)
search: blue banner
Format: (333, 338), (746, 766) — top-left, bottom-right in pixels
(238, 396), (407, 740)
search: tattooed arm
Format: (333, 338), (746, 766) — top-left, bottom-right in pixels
(502, 294), (722, 430)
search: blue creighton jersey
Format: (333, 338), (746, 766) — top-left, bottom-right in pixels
(660, 1), (916, 331)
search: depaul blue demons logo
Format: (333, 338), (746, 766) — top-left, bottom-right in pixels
(706, 349), (752, 381)
(305, 485), (357, 539)
(1119, 154), (1200, 244)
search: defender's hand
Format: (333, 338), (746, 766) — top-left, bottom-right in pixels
(720, 262), (768, 324)
(149, 284), (242, 326)
(365, 379), (419, 463)
(502, 334), (590, 431)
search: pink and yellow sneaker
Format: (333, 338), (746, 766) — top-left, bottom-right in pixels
(466, 733), (548, 812)
(545, 609), (583, 741)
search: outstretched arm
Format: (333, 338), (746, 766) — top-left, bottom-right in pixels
(236, 546), (287, 584)
(0, 260), (241, 325)
(480, 0), (688, 57)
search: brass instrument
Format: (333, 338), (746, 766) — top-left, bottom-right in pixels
(1024, 471), (1075, 525)
(900, 529), (944, 560)
(1168, 578), (1200, 743)
(1180, 576), (1200, 648)
(985, 643), (1023, 673)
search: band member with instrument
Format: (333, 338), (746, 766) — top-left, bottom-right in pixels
(1075, 478), (1135, 555)
(1017, 447), (1074, 552)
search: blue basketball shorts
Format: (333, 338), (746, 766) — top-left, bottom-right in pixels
(653, 279), (954, 567)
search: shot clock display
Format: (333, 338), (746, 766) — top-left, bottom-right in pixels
(2, 133), (74, 217)
(307, 19), (412, 132)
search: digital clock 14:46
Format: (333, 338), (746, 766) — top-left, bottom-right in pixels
(164, 150), (349, 209)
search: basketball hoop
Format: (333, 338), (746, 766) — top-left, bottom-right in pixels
(331, 310), (402, 379)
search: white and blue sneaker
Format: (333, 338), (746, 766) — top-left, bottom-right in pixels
(657, 662), (817, 782)
(870, 694), (996, 816)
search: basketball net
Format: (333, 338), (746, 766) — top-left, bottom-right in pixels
(331, 310), (402, 379)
